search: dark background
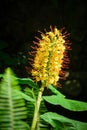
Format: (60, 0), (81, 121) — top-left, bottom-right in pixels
(0, 0), (87, 122)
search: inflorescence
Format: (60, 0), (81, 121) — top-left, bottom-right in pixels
(29, 26), (71, 87)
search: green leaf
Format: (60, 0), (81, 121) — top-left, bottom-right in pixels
(0, 74), (3, 78)
(43, 95), (87, 111)
(44, 85), (87, 111)
(0, 68), (29, 130)
(48, 84), (65, 98)
(18, 90), (35, 103)
(41, 112), (87, 130)
(17, 77), (39, 89)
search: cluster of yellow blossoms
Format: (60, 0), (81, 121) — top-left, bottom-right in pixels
(31, 27), (70, 87)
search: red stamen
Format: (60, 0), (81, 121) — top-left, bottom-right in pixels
(65, 45), (71, 50)
(35, 36), (41, 41)
(63, 52), (68, 57)
(60, 27), (65, 33)
(64, 33), (70, 36)
(50, 25), (53, 32)
(38, 30), (45, 36)
(63, 31), (68, 35)
(59, 70), (66, 76)
(31, 46), (38, 50)
(28, 58), (34, 62)
(64, 57), (70, 62)
(62, 63), (69, 69)
(44, 28), (47, 32)
(60, 76), (66, 80)
(33, 41), (39, 46)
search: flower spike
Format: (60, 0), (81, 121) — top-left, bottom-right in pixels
(29, 26), (71, 87)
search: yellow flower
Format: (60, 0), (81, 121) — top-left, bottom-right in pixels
(30, 26), (70, 87)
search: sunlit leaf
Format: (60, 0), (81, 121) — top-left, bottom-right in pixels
(43, 95), (87, 111)
(44, 85), (87, 111)
(41, 112), (87, 130)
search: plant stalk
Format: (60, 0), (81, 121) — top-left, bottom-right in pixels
(31, 84), (45, 130)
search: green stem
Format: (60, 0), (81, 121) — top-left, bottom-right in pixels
(31, 83), (45, 130)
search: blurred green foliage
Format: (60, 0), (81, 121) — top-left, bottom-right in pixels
(0, 68), (87, 130)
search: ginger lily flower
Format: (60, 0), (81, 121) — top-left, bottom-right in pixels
(30, 26), (71, 87)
